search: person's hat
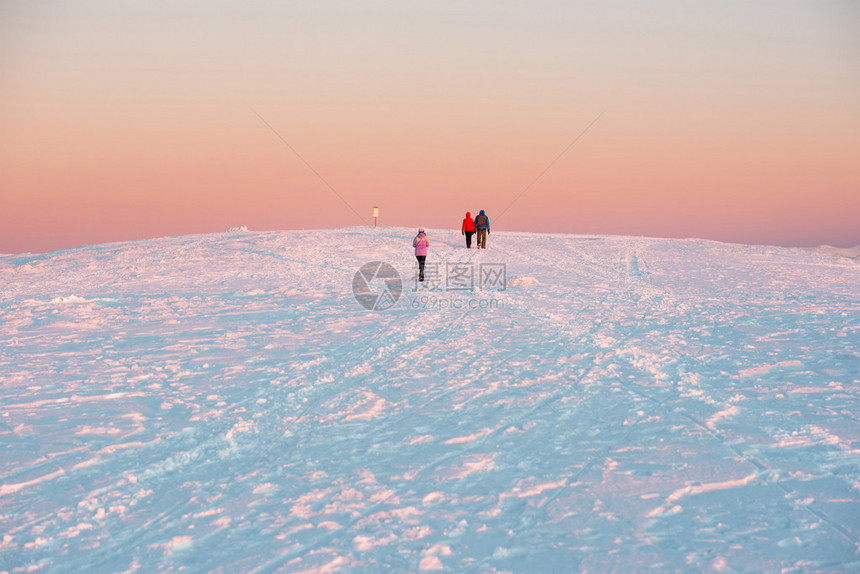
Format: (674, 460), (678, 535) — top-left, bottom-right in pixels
(418, 228), (424, 233)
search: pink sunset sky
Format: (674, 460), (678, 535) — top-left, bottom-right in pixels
(2, 1), (858, 254)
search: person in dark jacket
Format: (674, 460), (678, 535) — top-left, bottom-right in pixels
(413, 228), (430, 281)
(474, 210), (490, 249)
(461, 212), (475, 248)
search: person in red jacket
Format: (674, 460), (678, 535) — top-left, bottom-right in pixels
(461, 212), (476, 248)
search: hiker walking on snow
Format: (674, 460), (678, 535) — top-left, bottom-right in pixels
(413, 228), (430, 281)
(461, 212), (475, 248)
(474, 210), (490, 249)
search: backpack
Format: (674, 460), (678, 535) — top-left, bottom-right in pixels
(475, 213), (487, 228)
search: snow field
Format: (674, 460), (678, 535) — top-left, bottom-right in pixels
(1, 227), (859, 572)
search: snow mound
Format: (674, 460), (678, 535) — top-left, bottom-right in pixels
(508, 275), (540, 287)
(817, 244), (860, 262)
(1, 227), (858, 572)
(48, 295), (89, 305)
(225, 225), (249, 233)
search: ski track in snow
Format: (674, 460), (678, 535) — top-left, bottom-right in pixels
(1, 227), (859, 573)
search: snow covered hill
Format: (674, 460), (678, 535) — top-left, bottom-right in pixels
(1, 228), (859, 573)
(817, 245), (860, 263)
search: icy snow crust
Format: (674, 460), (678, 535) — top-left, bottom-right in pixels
(1, 227), (859, 572)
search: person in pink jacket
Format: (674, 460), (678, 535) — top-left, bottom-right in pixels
(413, 228), (430, 281)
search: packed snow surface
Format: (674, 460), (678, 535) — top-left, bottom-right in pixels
(1, 227), (859, 573)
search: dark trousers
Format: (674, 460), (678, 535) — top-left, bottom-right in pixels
(464, 231), (474, 248)
(416, 255), (426, 280)
(476, 228), (487, 249)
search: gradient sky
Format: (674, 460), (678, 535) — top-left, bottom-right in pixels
(2, 0), (858, 253)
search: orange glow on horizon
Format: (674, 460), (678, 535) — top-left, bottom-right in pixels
(1, 2), (858, 253)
